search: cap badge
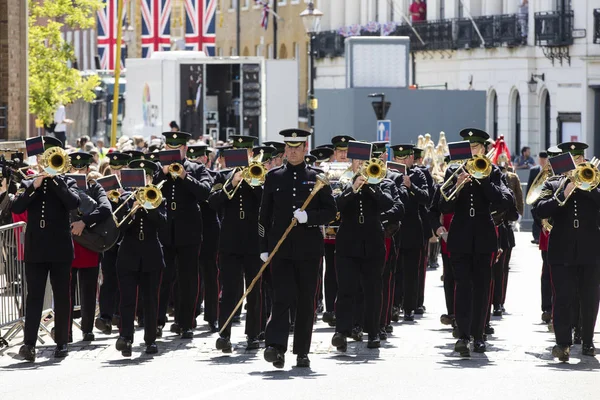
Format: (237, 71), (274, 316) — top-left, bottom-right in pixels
(341, 137), (346, 142)
(190, 148), (195, 153)
(238, 138), (243, 143)
(468, 131), (473, 136)
(113, 156), (118, 160)
(319, 152), (323, 157)
(140, 162), (145, 168)
(76, 155), (81, 160)
(173, 134), (177, 139)
(292, 132), (297, 138)
(399, 147), (403, 151)
(571, 145), (576, 150)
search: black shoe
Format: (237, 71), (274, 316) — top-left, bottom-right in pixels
(541, 311), (552, 323)
(331, 332), (347, 352)
(391, 306), (400, 322)
(484, 324), (495, 335)
(156, 325), (163, 338)
(264, 346), (285, 368)
(473, 339), (486, 353)
(582, 343), (596, 357)
(573, 332), (582, 345)
(501, 305), (506, 313)
(18, 345), (35, 362)
(296, 354), (310, 368)
(454, 339), (470, 357)
(111, 314), (120, 327)
(258, 331), (265, 341)
(181, 329), (194, 339)
(95, 317), (112, 335)
(216, 336), (232, 353)
(351, 326), (363, 342)
(116, 336), (132, 357)
(316, 301), (324, 314)
(415, 306), (425, 315)
(82, 332), (95, 342)
(452, 326), (459, 338)
(145, 343), (158, 354)
(385, 324), (393, 333)
(246, 337), (260, 350)
(232, 315), (241, 324)
(137, 317), (145, 328)
(404, 311), (415, 322)
(322, 311), (335, 324)
(492, 307), (503, 317)
(368, 336), (381, 349)
(552, 345), (570, 362)
(208, 321), (219, 333)
(54, 344), (68, 358)
(440, 314), (454, 326)
(379, 329), (388, 341)
(531, 239), (539, 245)
(170, 323), (181, 334)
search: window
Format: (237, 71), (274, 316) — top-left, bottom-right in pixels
(440, 0), (445, 20)
(218, 47), (224, 56)
(557, 112), (581, 143)
(242, 0), (249, 9)
(515, 92), (521, 156)
(229, 0), (234, 10)
(230, 47), (237, 56)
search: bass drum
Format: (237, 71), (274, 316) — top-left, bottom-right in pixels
(72, 214), (120, 253)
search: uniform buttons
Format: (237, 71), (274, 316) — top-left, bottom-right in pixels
(293, 188), (296, 191)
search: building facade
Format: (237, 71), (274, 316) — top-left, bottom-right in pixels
(215, 0), (311, 126)
(314, 0), (600, 158)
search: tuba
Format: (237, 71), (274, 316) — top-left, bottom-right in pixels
(526, 164), (553, 205)
(553, 157), (600, 206)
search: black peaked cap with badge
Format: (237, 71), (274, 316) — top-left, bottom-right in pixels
(557, 142), (588, 156)
(108, 152), (132, 169)
(129, 159), (159, 176)
(162, 131), (192, 147)
(69, 151), (94, 169)
(230, 135), (258, 149)
(331, 135), (355, 150)
(43, 136), (63, 150)
(253, 145), (277, 162)
(304, 155), (317, 165)
(390, 144), (415, 157)
(279, 129), (311, 147)
(310, 147), (334, 162)
(123, 150), (145, 161)
(187, 143), (210, 160)
(459, 128), (490, 143)
(264, 141), (286, 156)
(547, 146), (562, 157)
(371, 141), (389, 157)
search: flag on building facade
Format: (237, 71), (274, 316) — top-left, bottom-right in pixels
(141, 0), (173, 58)
(259, 1), (269, 30)
(96, 0), (127, 70)
(184, 0), (217, 56)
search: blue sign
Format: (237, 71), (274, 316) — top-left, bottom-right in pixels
(377, 120), (392, 160)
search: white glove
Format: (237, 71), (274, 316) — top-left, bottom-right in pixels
(293, 209), (308, 224)
(260, 252), (269, 263)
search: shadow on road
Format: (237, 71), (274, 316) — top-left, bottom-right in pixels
(437, 354), (495, 369)
(0, 354), (67, 370)
(248, 367), (326, 380)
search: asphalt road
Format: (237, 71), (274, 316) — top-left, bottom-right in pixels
(1, 232), (598, 399)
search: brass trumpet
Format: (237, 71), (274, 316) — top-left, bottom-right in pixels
(112, 180), (166, 227)
(440, 152), (493, 201)
(20, 147), (71, 179)
(553, 157), (600, 206)
(168, 163), (184, 179)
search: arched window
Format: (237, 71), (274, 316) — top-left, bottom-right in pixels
(514, 91), (521, 156)
(279, 44), (288, 59)
(242, 46), (250, 57)
(542, 90), (551, 149)
(487, 90), (498, 139)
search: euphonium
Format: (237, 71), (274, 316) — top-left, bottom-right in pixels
(526, 163), (553, 205)
(553, 157), (600, 206)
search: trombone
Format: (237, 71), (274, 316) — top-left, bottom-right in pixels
(440, 150), (494, 201)
(19, 147), (72, 179)
(553, 157), (600, 207)
(112, 180), (166, 227)
(223, 151), (267, 199)
(354, 158), (387, 192)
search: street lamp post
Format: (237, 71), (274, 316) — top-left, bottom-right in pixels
(300, 2), (323, 149)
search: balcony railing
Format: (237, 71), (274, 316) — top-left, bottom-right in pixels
(594, 9), (600, 44)
(534, 11), (574, 47)
(0, 104), (7, 140)
(313, 30), (345, 59)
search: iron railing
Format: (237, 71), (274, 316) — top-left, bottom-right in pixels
(534, 11), (574, 47)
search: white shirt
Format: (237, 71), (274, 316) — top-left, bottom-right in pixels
(54, 105), (66, 132)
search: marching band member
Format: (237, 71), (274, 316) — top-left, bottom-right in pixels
(96, 152), (132, 335)
(209, 135), (264, 352)
(389, 144), (429, 322)
(439, 129), (507, 357)
(331, 143), (403, 351)
(68, 152), (111, 342)
(156, 131), (212, 339)
(115, 160), (166, 356)
(188, 143), (220, 333)
(263, 141), (286, 169)
(260, 129), (337, 369)
(533, 141), (600, 361)
(15, 136), (80, 361)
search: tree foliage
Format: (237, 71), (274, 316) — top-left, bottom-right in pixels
(29, 0), (104, 124)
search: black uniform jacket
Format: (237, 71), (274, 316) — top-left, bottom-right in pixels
(335, 178), (403, 258)
(439, 164), (508, 254)
(397, 166), (430, 249)
(533, 176), (600, 265)
(209, 171), (262, 255)
(259, 162), (337, 260)
(76, 181), (111, 228)
(154, 159), (211, 247)
(200, 169), (221, 255)
(117, 198), (167, 271)
(417, 165), (435, 243)
(12, 175), (80, 263)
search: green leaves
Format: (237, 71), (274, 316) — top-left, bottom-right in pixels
(29, 0), (105, 124)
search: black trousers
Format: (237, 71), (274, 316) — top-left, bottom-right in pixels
(550, 262), (600, 346)
(218, 252), (262, 338)
(260, 266), (273, 332)
(265, 257), (320, 355)
(24, 262), (71, 346)
(442, 253), (455, 315)
(417, 243), (427, 308)
(158, 244), (200, 330)
(451, 252), (494, 341)
(492, 250), (506, 307)
(532, 214), (541, 241)
(118, 265), (161, 344)
(393, 249), (404, 308)
(199, 249), (219, 324)
(380, 240), (397, 327)
(323, 243), (337, 313)
(98, 246), (120, 320)
(335, 254), (384, 337)
(501, 247), (512, 305)
(400, 248), (422, 313)
(541, 251), (552, 312)
(70, 266), (99, 334)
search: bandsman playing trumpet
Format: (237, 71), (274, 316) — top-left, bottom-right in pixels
(533, 141), (600, 361)
(156, 131), (212, 339)
(209, 135), (266, 352)
(115, 160), (166, 356)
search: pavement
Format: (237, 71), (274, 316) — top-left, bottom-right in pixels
(0, 232), (599, 400)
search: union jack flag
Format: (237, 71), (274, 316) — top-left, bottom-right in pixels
(256, 1), (269, 30)
(184, 0), (217, 56)
(96, 0), (127, 70)
(141, 0), (172, 58)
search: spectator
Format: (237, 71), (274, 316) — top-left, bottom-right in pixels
(53, 103), (73, 148)
(514, 146), (535, 169)
(79, 135), (90, 152)
(518, 0), (528, 43)
(410, 0), (426, 22)
(133, 135), (146, 152)
(95, 138), (108, 160)
(170, 121), (180, 132)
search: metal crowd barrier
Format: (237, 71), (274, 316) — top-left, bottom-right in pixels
(0, 222), (26, 350)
